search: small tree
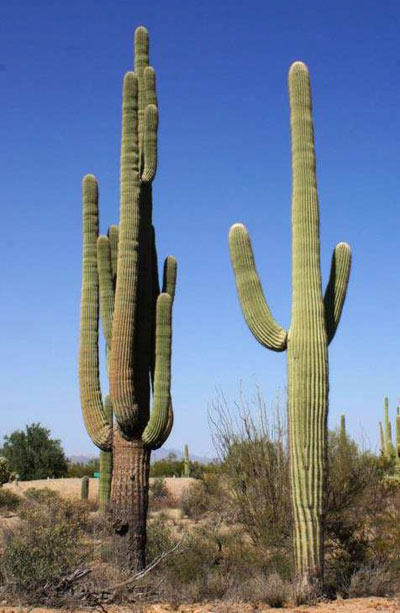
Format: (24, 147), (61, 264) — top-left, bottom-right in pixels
(1, 423), (68, 481)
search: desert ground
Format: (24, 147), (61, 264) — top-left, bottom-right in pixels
(0, 597), (399, 612)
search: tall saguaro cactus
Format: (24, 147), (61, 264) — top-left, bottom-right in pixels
(229, 63), (351, 586)
(79, 27), (177, 570)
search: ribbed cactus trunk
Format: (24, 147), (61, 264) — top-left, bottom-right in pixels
(112, 429), (150, 569)
(229, 62), (351, 587)
(287, 65), (328, 583)
(81, 475), (89, 500)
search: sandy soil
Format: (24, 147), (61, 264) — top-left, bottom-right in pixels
(3, 476), (197, 502)
(0, 598), (399, 612)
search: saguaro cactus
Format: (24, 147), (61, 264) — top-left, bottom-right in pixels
(380, 398), (400, 472)
(81, 475), (89, 500)
(184, 444), (190, 477)
(229, 63), (351, 586)
(79, 27), (176, 571)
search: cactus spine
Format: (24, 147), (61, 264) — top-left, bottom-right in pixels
(81, 475), (89, 500)
(79, 27), (176, 571)
(229, 63), (351, 586)
(184, 444), (190, 478)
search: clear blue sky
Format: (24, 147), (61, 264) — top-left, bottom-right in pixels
(1, 0), (400, 457)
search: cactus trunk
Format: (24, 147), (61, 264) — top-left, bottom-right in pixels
(111, 429), (150, 569)
(287, 64), (328, 583)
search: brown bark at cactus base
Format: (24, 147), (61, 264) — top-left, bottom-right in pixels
(110, 427), (150, 571)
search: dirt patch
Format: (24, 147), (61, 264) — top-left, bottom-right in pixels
(3, 477), (197, 502)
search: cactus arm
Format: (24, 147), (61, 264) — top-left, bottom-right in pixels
(324, 242), (352, 344)
(145, 66), (158, 106)
(229, 223), (287, 352)
(110, 72), (141, 435)
(142, 293), (173, 447)
(142, 104), (158, 183)
(150, 399), (174, 450)
(384, 397), (393, 459)
(99, 395), (113, 512)
(162, 256), (177, 301)
(395, 415), (400, 468)
(79, 175), (112, 452)
(108, 224), (119, 282)
(97, 236), (114, 347)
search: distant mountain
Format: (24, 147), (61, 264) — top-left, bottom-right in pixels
(68, 448), (215, 465)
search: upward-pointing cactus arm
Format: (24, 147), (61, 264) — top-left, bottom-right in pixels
(79, 175), (112, 452)
(323, 242), (352, 344)
(97, 236), (115, 347)
(162, 256), (177, 300)
(142, 293), (173, 447)
(229, 223), (287, 352)
(108, 225), (119, 282)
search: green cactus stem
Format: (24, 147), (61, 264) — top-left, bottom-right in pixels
(339, 415), (346, 447)
(80, 27), (177, 571)
(99, 396), (113, 512)
(383, 397), (394, 460)
(379, 421), (385, 455)
(229, 62), (351, 587)
(184, 444), (190, 478)
(81, 475), (89, 500)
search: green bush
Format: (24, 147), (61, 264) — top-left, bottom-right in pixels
(1, 490), (90, 601)
(0, 457), (13, 485)
(0, 423), (68, 480)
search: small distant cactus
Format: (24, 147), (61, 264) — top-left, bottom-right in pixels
(81, 475), (89, 500)
(380, 398), (400, 474)
(184, 444), (190, 478)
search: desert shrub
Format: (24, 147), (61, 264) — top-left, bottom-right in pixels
(180, 481), (209, 518)
(349, 564), (397, 597)
(24, 486), (59, 503)
(0, 488), (20, 513)
(240, 572), (290, 607)
(0, 490), (90, 601)
(210, 390), (292, 557)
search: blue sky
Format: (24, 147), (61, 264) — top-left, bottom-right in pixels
(1, 0), (400, 457)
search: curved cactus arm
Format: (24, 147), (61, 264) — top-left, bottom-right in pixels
(162, 256), (177, 301)
(108, 225), (119, 282)
(324, 242), (352, 344)
(110, 71), (141, 435)
(150, 399), (174, 450)
(142, 293), (173, 447)
(97, 236), (114, 347)
(79, 175), (112, 452)
(229, 223), (287, 352)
